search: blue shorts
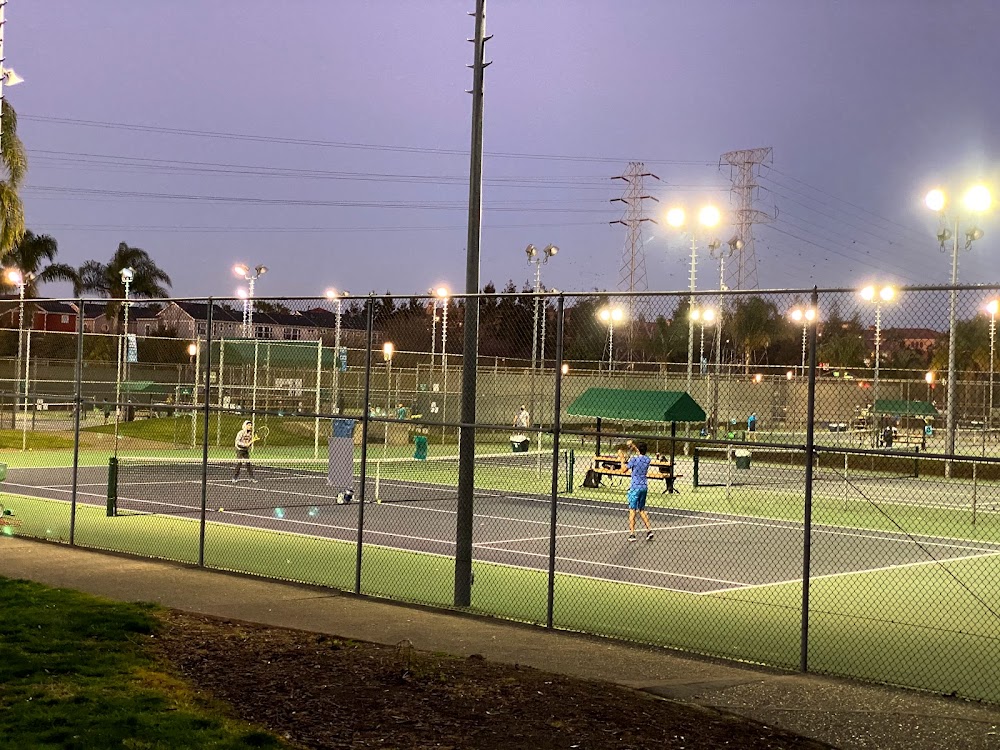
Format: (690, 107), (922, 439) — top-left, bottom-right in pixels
(627, 488), (648, 510)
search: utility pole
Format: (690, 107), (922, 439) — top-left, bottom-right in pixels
(455, 0), (489, 608)
(611, 162), (659, 360)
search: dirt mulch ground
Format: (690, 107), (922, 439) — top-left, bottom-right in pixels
(151, 611), (829, 750)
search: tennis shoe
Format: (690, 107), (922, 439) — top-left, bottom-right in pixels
(646, 531), (654, 541)
(627, 533), (636, 543)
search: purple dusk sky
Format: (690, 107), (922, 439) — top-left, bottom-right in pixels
(7, 0), (999, 299)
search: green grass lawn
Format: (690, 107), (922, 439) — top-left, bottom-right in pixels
(5, 492), (1000, 702)
(0, 577), (286, 749)
(0, 429), (75, 450)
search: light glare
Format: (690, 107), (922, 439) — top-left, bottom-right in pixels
(964, 185), (992, 213)
(925, 189), (946, 212)
(698, 205), (721, 228)
(666, 207), (685, 227)
(987, 299), (999, 316)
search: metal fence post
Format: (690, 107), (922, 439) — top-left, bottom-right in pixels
(800, 286), (819, 673)
(198, 300), (215, 567)
(355, 298), (375, 594)
(546, 295), (566, 629)
(69, 299), (86, 545)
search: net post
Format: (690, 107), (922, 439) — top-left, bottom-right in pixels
(693, 447), (699, 488)
(198, 300), (215, 567)
(546, 294), (566, 629)
(355, 297), (376, 594)
(107, 456), (118, 517)
(70, 299), (86, 543)
(567, 448), (574, 493)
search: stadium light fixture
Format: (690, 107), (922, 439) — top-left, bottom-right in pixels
(598, 306), (625, 372)
(789, 306), (818, 376)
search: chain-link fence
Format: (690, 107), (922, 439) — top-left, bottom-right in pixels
(3, 286), (1000, 701)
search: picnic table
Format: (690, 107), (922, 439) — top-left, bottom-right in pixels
(590, 454), (682, 494)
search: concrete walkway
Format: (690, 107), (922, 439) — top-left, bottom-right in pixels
(4, 536), (999, 749)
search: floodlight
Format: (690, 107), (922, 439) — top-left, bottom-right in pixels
(611, 308), (624, 322)
(805, 308), (817, 322)
(120, 267), (134, 283)
(598, 309), (611, 322)
(754, 373), (763, 383)
(435, 286), (449, 298)
(925, 189), (946, 212)
(727, 235), (743, 252)
(860, 286), (875, 302)
(703, 308), (716, 323)
(255, 265), (268, 276)
(987, 300), (999, 316)
(561, 363), (570, 375)
(2, 69), (24, 87)
(966, 227), (984, 243)
(383, 341), (395, 361)
(5, 268), (22, 285)
(666, 207), (685, 227)
(325, 288), (338, 300)
(233, 263), (249, 278)
(786, 371), (794, 380)
(236, 288), (248, 299)
(963, 185), (992, 213)
(543, 244), (559, 258)
(698, 205), (721, 228)
(187, 343), (198, 357)
(925, 372), (934, 384)
(879, 286), (895, 302)
(791, 309), (803, 322)
(525, 244), (537, 259)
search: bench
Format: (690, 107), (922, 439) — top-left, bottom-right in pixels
(591, 455), (683, 494)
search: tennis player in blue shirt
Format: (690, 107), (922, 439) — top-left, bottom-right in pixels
(625, 440), (654, 542)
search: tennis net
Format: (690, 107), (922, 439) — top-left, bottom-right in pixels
(693, 446), (920, 489)
(110, 450), (564, 516)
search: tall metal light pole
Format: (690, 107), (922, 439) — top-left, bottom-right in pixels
(690, 307), (714, 373)
(860, 284), (895, 442)
(666, 204), (721, 394)
(790, 306), (817, 376)
(525, 244), (558, 371)
(113, 267), (135, 445)
(986, 299), (998, 436)
(325, 289), (348, 414)
(925, 186), (991, 471)
(598, 306), (624, 372)
(382, 341), (394, 458)
(234, 263), (267, 336)
(5, 268), (31, 440)
(436, 286), (449, 441)
(188, 342), (199, 447)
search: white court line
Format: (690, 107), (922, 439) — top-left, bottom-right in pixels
(474, 544), (755, 588)
(478, 520), (738, 548)
(704, 549), (1000, 595)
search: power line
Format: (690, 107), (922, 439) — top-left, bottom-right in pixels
(21, 114), (717, 166)
(34, 220), (608, 233)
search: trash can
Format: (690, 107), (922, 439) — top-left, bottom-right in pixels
(413, 435), (428, 461)
(734, 449), (751, 470)
(510, 434), (530, 453)
(331, 418), (355, 439)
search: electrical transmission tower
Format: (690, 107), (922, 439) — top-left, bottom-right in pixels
(720, 147), (774, 291)
(610, 162), (659, 357)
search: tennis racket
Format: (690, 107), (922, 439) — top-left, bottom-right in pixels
(252, 425), (270, 445)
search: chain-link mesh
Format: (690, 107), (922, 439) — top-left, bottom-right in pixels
(4, 286), (1000, 701)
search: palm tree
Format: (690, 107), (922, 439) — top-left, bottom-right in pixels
(76, 242), (172, 328)
(0, 100), (28, 258)
(0, 230), (78, 295)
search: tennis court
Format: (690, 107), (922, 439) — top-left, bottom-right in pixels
(6, 452), (999, 595)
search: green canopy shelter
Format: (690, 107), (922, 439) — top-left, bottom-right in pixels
(567, 387), (707, 460)
(872, 399), (938, 417)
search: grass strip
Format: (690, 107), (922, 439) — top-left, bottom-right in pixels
(0, 577), (287, 749)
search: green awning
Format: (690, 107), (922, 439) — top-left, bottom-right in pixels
(567, 388), (706, 423)
(873, 399), (938, 417)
